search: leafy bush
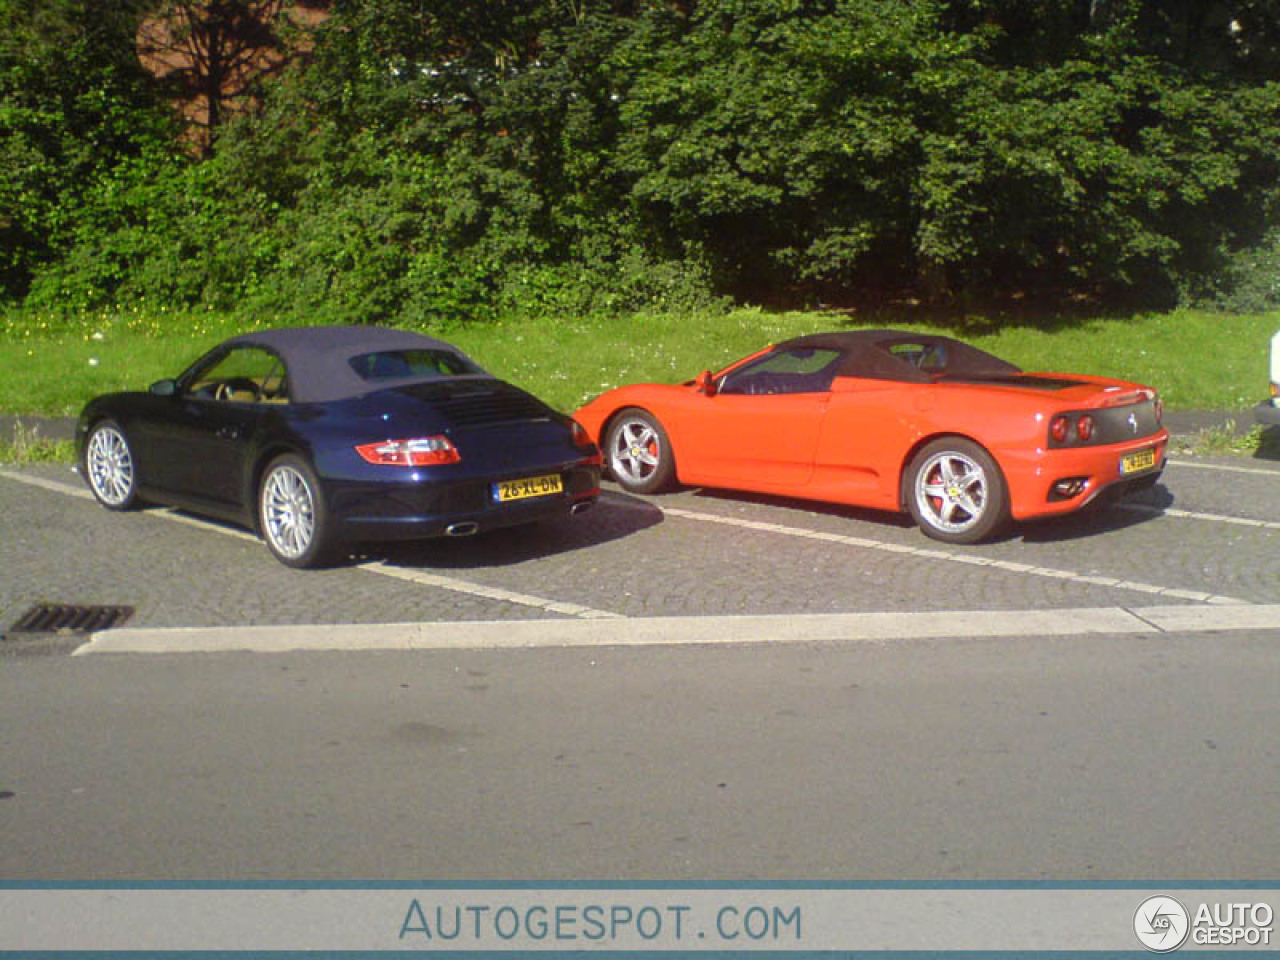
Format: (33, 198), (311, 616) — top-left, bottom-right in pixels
(0, 0), (173, 299)
(7, 0), (1280, 319)
(1213, 229), (1280, 313)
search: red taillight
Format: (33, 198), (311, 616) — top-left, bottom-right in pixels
(569, 419), (603, 465)
(1050, 416), (1069, 444)
(355, 436), (461, 466)
(1076, 415), (1095, 441)
(569, 419), (593, 448)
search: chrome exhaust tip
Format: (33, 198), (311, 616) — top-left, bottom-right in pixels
(445, 521), (479, 537)
(570, 501), (593, 516)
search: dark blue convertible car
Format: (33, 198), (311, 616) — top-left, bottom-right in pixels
(76, 326), (601, 567)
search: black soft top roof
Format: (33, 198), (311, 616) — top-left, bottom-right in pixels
(776, 329), (1021, 382)
(223, 325), (488, 403)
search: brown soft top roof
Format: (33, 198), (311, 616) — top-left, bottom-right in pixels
(776, 330), (1021, 382)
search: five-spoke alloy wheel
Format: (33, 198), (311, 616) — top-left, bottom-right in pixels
(605, 408), (675, 494)
(84, 420), (140, 510)
(906, 438), (1009, 544)
(259, 454), (336, 568)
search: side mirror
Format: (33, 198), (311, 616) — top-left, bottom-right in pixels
(695, 370), (717, 397)
(149, 378), (177, 397)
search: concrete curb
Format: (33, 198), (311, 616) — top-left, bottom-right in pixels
(1, 414), (76, 444)
(73, 604), (1280, 655)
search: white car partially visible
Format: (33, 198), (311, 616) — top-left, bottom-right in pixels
(1257, 329), (1280, 427)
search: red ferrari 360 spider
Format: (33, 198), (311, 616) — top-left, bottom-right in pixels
(574, 330), (1169, 544)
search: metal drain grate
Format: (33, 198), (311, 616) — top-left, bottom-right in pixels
(8, 603), (134, 635)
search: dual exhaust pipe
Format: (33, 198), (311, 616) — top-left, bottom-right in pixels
(443, 500), (593, 538)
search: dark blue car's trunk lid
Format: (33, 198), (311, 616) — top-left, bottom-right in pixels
(394, 379), (552, 427)
(385, 379), (576, 474)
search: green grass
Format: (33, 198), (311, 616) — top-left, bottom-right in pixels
(0, 421), (76, 464)
(965, 311), (1273, 413)
(1, 305), (1276, 418)
(0, 306), (244, 417)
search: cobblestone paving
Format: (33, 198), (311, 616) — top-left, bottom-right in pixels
(2, 454), (1277, 642)
(0, 465), (564, 633)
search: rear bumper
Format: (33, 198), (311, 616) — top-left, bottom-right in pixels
(328, 461), (601, 542)
(1002, 431), (1168, 521)
(1255, 399), (1280, 427)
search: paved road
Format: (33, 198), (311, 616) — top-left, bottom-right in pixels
(0, 446), (1277, 879)
(2, 628), (1279, 880)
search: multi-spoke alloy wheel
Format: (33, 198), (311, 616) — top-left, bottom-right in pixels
(906, 438), (1008, 544)
(84, 421), (138, 509)
(259, 454), (335, 567)
(605, 408), (675, 494)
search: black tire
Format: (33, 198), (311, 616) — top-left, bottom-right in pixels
(604, 408), (676, 494)
(258, 454), (338, 568)
(905, 437), (1009, 544)
(82, 419), (141, 511)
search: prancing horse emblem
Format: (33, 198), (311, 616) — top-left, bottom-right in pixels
(1127, 413), (1138, 434)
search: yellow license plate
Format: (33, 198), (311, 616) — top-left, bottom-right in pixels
(1120, 448), (1157, 475)
(494, 474), (563, 502)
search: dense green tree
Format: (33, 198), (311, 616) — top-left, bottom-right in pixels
(0, 0), (173, 299)
(8, 0), (1280, 316)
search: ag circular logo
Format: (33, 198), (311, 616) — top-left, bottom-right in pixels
(1135, 896), (1191, 952)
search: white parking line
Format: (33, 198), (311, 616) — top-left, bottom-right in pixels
(74, 603), (1280, 654)
(155, 507), (258, 541)
(645, 502), (1250, 605)
(1118, 502), (1280, 531)
(358, 561), (624, 620)
(0, 468), (622, 621)
(0, 467), (94, 501)
(1167, 458), (1280, 477)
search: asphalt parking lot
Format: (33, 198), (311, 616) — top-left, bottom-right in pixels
(1, 425), (1277, 652)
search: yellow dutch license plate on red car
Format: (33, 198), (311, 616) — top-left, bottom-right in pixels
(495, 474), (563, 502)
(1120, 448), (1157, 475)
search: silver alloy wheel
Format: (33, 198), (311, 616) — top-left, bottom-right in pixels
(610, 416), (662, 486)
(86, 424), (135, 506)
(261, 464), (316, 560)
(913, 450), (988, 535)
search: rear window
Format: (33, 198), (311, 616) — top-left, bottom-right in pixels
(348, 349), (480, 381)
(887, 341), (948, 372)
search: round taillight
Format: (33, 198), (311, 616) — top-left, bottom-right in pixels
(1050, 416), (1069, 444)
(1077, 415), (1095, 441)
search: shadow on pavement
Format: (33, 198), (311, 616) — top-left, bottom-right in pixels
(685, 478), (1176, 547)
(686, 484), (917, 532)
(1254, 426), (1280, 462)
(366, 491), (665, 571)
(1017, 484), (1175, 544)
(126, 490), (665, 572)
